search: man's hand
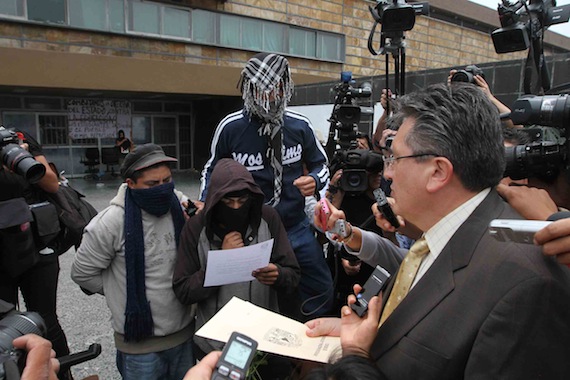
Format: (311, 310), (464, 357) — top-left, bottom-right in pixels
(252, 263), (279, 285)
(183, 351), (222, 380)
(314, 198), (346, 235)
(380, 88), (393, 111)
(293, 175), (317, 196)
(13, 334), (59, 380)
(340, 284), (382, 358)
(342, 258), (361, 276)
(193, 200), (205, 214)
(534, 218), (570, 265)
(497, 183), (558, 221)
(305, 317), (341, 338)
(222, 231), (244, 249)
(372, 197), (404, 233)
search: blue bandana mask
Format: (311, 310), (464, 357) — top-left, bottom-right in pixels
(129, 182), (175, 216)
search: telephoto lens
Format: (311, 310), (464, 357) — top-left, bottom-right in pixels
(0, 307), (47, 379)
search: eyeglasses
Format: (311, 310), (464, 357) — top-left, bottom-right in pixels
(382, 153), (440, 169)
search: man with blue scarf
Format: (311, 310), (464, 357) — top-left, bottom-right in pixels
(72, 144), (195, 380)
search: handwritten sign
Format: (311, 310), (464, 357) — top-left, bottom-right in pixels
(67, 99), (131, 139)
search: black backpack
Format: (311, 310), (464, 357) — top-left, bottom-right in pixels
(43, 184), (98, 255)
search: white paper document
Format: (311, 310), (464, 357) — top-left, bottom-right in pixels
(195, 297), (341, 363)
(203, 239), (274, 287)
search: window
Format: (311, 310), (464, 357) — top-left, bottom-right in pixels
(39, 114), (68, 146)
(0, 0), (24, 17)
(109, 0), (125, 32)
(290, 28), (316, 57)
(263, 22), (285, 52)
(163, 7), (190, 38)
(27, 0), (65, 25)
(153, 116), (176, 144)
(318, 32), (342, 61)
(132, 116), (151, 145)
(242, 18), (262, 51)
(69, 0), (107, 30)
(128, 0), (159, 34)
(220, 14), (240, 48)
(191, 9), (215, 44)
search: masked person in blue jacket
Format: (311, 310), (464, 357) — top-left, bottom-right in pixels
(199, 52), (332, 319)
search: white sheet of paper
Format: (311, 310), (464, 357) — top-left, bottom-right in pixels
(195, 297), (341, 363)
(203, 239), (274, 287)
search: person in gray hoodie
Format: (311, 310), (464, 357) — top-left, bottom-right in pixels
(173, 158), (300, 377)
(71, 144), (195, 380)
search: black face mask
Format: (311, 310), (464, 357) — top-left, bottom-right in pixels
(129, 182), (175, 216)
(212, 198), (252, 238)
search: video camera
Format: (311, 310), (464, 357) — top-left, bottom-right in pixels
(326, 72), (384, 194)
(504, 94), (569, 180)
(0, 299), (101, 380)
(0, 127), (46, 184)
(492, 0), (570, 54)
(328, 71), (372, 151)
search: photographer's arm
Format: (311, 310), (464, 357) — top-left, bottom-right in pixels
(326, 169), (345, 207)
(497, 183), (558, 221)
(34, 154), (59, 193)
(472, 75), (518, 128)
(373, 89), (392, 153)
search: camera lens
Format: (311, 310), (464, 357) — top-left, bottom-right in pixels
(0, 311), (46, 353)
(450, 70), (474, 83)
(0, 144), (46, 184)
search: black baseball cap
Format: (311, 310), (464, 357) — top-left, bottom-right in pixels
(120, 143), (177, 179)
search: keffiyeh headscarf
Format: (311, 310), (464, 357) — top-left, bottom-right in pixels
(239, 53), (294, 206)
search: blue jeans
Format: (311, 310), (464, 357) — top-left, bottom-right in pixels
(287, 218), (334, 319)
(116, 339), (194, 380)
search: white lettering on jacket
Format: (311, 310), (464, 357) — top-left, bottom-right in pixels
(232, 143), (303, 170)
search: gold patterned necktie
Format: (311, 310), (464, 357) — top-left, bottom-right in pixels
(379, 237), (430, 327)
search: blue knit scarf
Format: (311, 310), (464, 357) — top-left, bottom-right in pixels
(123, 182), (185, 342)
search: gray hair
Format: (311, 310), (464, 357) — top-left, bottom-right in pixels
(392, 83), (505, 191)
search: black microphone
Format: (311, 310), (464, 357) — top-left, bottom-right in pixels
(373, 188), (400, 229)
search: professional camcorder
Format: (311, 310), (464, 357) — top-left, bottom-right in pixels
(368, 0), (429, 37)
(504, 94), (569, 180)
(0, 299), (101, 380)
(326, 72), (384, 194)
(0, 127), (46, 184)
(450, 65), (485, 84)
(492, 0), (570, 54)
(328, 71), (372, 151)
(334, 149), (385, 193)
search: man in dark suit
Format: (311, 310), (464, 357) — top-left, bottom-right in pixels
(307, 83), (570, 379)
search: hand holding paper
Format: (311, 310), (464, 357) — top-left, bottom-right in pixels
(195, 297), (340, 363)
(204, 239), (274, 287)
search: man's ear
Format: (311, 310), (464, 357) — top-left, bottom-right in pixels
(426, 157), (453, 193)
(126, 178), (135, 189)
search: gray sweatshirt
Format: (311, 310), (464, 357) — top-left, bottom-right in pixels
(71, 183), (195, 354)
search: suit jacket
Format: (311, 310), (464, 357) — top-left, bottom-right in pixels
(370, 190), (570, 379)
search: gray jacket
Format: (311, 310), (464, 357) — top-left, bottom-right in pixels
(71, 183), (195, 354)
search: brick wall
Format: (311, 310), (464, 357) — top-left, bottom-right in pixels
(0, 0), (559, 82)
